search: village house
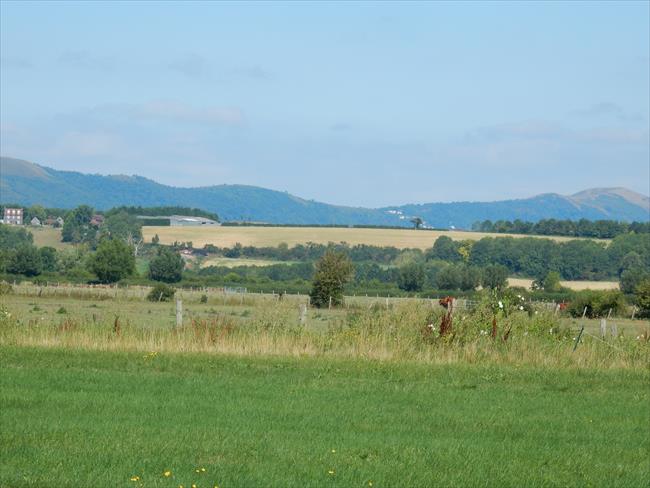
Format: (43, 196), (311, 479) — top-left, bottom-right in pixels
(90, 214), (105, 226)
(30, 217), (42, 226)
(3, 207), (23, 225)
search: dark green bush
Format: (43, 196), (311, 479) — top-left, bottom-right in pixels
(147, 283), (176, 302)
(566, 290), (628, 318)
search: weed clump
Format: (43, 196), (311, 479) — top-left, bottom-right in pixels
(0, 282), (13, 295)
(147, 283), (175, 302)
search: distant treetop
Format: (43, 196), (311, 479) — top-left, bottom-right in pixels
(472, 218), (649, 239)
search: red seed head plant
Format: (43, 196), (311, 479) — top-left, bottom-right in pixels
(113, 316), (121, 337)
(439, 296), (454, 337)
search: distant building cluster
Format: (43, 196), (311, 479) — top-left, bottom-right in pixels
(170, 215), (219, 226)
(1, 207), (64, 227)
(137, 215), (220, 227)
(3, 207), (23, 225)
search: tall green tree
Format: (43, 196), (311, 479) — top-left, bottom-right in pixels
(635, 279), (650, 318)
(7, 245), (42, 276)
(103, 211), (142, 240)
(309, 251), (354, 308)
(397, 262), (426, 292)
(410, 217), (423, 229)
(39, 246), (59, 272)
(62, 205), (95, 243)
(429, 236), (462, 262)
(88, 238), (135, 283)
(481, 264), (509, 290)
(149, 247), (184, 283)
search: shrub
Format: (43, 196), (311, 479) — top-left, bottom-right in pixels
(7, 245), (42, 277)
(481, 264), (509, 290)
(0, 282), (13, 295)
(148, 247), (184, 283)
(635, 279), (650, 318)
(397, 262), (426, 292)
(147, 283), (175, 302)
(567, 290), (628, 318)
(309, 251), (354, 308)
(89, 238), (135, 283)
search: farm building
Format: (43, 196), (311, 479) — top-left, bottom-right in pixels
(169, 215), (220, 226)
(137, 215), (219, 226)
(3, 207), (23, 225)
(30, 217), (42, 226)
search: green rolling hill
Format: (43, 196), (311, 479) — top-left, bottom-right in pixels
(1, 156), (648, 228)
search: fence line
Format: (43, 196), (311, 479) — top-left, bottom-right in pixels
(7, 281), (567, 313)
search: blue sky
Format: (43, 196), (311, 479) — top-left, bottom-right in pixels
(1, 1), (648, 207)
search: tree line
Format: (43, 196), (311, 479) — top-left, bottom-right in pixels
(472, 218), (649, 238)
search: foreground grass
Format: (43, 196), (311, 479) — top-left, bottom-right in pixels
(1, 346), (648, 487)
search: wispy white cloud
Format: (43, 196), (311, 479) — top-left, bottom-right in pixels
(463, 119), (648, 146)
(57, 50), (115, 71)
(168, 53), (210, 78)
(0, 56), (33, 69)
(51, 131), (123, 157)
(570, 102), (644, 122)
(232, 65), (270, 80)
(135, 100), (244, 125)
(466, 120), (565, 143)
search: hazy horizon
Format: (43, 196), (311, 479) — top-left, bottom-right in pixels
(1, 1), (649, 206)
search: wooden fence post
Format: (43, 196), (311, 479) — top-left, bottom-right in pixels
(299, 304), (307, 325)
(573, 306), (588, 352)
(176, 298), (183, 328)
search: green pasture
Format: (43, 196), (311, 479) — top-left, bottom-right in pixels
(1, 346), (648, 488)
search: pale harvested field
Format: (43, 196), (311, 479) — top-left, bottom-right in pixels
(508, 278), (620, 291)
(200, 257), (295, 268)
(143, 226), (597, 250)
(29, 227), (71, 250)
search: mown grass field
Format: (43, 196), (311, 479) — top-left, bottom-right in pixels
(142, 226), (598, 250)
(508, 278), (620, 291)
(1, 346), (648, 488)
(200, 257), (298, 268)
(29, 227), (70, 250)
(1, 288), (649, 487)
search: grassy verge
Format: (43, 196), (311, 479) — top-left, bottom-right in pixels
(1, 346), (648, 488)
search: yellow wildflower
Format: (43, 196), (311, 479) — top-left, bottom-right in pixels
(163, 470), (172, 477)
(331, 449), (336, 453)
(130, 475), (140, 481)
(328, 470), (335, 475)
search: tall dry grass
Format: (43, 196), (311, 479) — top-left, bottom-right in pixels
(1, 300), (647, 369)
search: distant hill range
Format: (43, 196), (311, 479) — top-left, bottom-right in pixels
(1, 156), (648, 228)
